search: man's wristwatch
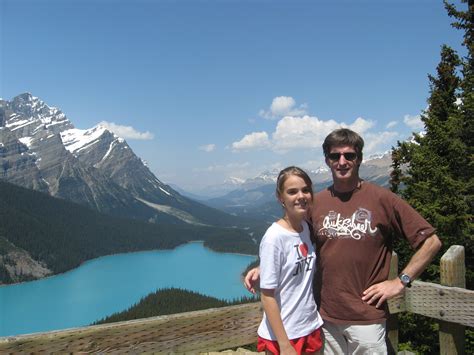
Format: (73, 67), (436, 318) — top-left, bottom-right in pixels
(399, 273), (412, 288)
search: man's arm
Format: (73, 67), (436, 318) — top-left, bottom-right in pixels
(244, 267), (260, 294)
(362, 234), (442, 308)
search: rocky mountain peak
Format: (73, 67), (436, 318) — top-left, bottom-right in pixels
(3, 93), (73, 136)
(0, 93), (239, 228)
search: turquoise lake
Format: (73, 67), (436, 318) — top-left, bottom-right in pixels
(0, 242), (257, 337)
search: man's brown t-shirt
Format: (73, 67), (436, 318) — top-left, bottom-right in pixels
(312, 182), (435, 325)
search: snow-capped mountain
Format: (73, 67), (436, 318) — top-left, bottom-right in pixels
(239, 170), (279, 189)
(203, 152), (393, 221)
(0, 93), (246, 227)
(195, 152), (391, 206)
(186, 171), (280, 199)
(310, 166), (329, 174)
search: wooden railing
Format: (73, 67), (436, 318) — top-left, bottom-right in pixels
(386, 245), (472, 354)
(0, 245), (472, 354)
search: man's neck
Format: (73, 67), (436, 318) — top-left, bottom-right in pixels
(333, 178), (361, 193)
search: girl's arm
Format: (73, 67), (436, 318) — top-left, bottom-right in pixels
(261, 289), (297, 355)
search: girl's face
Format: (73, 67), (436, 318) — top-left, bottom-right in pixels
(278, 175), (312, 218)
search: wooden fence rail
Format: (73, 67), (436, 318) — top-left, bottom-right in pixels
(0, 245), (472, 354)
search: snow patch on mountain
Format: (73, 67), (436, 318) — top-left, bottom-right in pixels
(18, 137), (34, 148)
(11, 94), (67, 125)
(257, 171), (279, 182)
(159, 186), (172, 196)
(136, 197), (208, 226)
(98, 139), (121, 165)
(224, 176), (246, 185)
(6, 118), (35, 131)
(61, 125), (118, 155)
(363, 151), (391, 163)
(311, 166), (329, 174)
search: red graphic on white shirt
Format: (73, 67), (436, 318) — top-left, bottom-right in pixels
(299, 243), (308, 257)
(293, 242), (313, 276)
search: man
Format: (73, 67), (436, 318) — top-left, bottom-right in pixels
(245, 128), (441, 354)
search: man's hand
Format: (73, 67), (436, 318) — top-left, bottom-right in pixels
(244, 267), (260, 294)
(361, 278), (405, 308)
(363, 234), (442, 308)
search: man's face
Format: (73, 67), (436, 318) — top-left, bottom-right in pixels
(325, 145), (361, 184)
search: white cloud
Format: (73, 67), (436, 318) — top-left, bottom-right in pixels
(232, 95), (405, 170)
(99, 121), (154, 140)
(199, 144), (216, 152)
(259, 96), (308, 119)
(232, 115), (376, 153)
(386, 120), (398, 129)
(232, 131), (270, 151)
(403, 114), (424, 130)
(272, 115), (340, 152)
(363, 131), (399, 154)
(347, 117), (375, 134)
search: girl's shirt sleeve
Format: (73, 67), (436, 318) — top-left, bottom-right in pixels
(259, 233), (283, 290)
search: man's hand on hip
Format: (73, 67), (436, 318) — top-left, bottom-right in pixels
(361, 279), (405, 308)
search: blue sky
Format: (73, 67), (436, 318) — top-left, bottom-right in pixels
(0, 0), (466, 193)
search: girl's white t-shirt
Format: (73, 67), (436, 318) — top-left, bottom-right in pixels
(257, 221), (323, 340)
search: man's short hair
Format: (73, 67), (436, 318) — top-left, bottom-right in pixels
(322, 128), (364, 160)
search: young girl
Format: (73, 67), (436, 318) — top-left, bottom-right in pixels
(257, 166), (323, 355)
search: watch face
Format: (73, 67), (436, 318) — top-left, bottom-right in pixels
(400, 274), (410, 284)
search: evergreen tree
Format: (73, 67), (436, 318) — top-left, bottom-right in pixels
(445, 0), (474, 275)
(391, 0), (473, 290)
(390, 1), (473, 353)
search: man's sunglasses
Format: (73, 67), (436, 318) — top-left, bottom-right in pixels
(327, 152), (358, 161)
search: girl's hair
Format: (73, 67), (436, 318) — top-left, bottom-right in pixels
(276, 166), (313, 198)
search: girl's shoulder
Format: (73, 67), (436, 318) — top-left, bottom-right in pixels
(261, 222), (292, 243)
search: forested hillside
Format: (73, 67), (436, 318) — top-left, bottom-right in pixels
(93, 288), (257, 325)
(0, 180), (259, 284)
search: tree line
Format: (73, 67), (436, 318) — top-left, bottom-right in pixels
(390, 1), (473, 352)
(92, 287), (257, 325)
(0, 180), (259, 284)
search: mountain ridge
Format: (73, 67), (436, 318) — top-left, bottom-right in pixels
(0, 93), (261, 228)
(183, 153), (392, 199)
(201, 153), (393, 222)
(0, 179), (259, 284)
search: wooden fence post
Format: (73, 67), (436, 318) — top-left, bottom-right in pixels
(387, 251), (399, 355)
(439, 245), (465, 355)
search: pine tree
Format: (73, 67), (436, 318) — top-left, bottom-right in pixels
(391, 0), (473, 290)
(445, 0), (474, 275)
(390, 1), (473, 353)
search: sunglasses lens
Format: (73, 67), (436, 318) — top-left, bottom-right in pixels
(344, 153), (357, 161)
(328, 152), (357, 161)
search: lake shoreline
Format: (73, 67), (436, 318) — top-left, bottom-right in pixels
(0, 240), (257, 287)
(0, 242), (256, 337)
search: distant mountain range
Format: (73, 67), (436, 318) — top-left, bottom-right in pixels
(200, 153), (393, 223)
(0, 93), (394, 282)
(0, 93), (259, 228)
(182, 153), (392, 200)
